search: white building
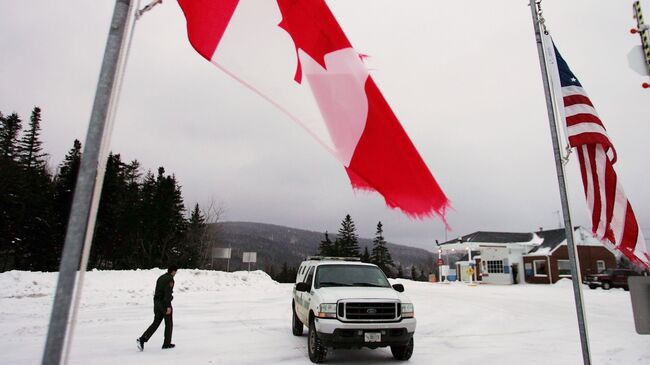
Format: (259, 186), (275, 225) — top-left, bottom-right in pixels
(437, 231), (542, 285)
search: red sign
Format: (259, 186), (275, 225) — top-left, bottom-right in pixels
(437, 259), (444, 265)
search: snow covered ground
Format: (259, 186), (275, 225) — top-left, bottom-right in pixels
(0, 269), (647, 365)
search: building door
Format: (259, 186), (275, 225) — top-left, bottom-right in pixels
(511, 263), (519, 284)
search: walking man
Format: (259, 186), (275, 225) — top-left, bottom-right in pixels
(137, 265), (177, 350)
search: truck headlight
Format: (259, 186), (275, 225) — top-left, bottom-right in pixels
(317, 303), (337, 318)
(401, 303), (414, 318)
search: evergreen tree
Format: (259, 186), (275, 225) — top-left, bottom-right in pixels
(362, 247), (371, 263)
(370, 221), (394, 275)
(397, 264), (404, 278)
(151, 168), (187, 268)
(288, 266), (298, 283)
(0, 105), (213, 271)
(410, 265), (418, 281)
(16, 168), (55, 270)
(0, 112), (23, 270)
(418, 267), (429, 282)
(0, 112), (22, 160)
(182, 203), (206, 268)
(90, 153), (122, 268)
(17, 107), (46, 170)
(336, 214), (360, 257)
(164, 172), (189, 266)
(5, 108), (56, 270)
(53, 139), (82, 229)
(278, 262), (289, 282)
(318, 231), (334, 256)
(189, 203), (206, 226)
(266, 265), (276, 279)
(0, 105), (207, 271)
(115, 159), (142, 268)
(137, 170), (157, 267)
(49, 139), (83, 271)
(79, 158), (193, 269)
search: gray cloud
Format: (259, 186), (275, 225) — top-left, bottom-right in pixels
(1, 0), (648, 251)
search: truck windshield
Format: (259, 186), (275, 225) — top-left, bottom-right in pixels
(314, 265), (391, 289)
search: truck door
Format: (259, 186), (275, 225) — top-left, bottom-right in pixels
(294, 264), (305, 315)
(613, 270), (626, 287)
(299, 266), (315, 322)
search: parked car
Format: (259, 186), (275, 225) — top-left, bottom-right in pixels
(583, 269), (640, 290)
(292, 256), (416, 363)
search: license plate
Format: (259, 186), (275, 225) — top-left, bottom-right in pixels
(364, 332), (381, 342)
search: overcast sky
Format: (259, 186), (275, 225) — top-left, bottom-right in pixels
(1, 0), (648, 251)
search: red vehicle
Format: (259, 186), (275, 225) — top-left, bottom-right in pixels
(584, 269), (640, 291)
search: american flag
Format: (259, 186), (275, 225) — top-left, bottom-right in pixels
(545, 35), (649, 270)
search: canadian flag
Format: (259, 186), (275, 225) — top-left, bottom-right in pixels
(177, 0), (450, 221)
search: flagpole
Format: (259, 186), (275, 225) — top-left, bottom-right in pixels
(528, 1), (592, 364)
(41, 1), (137, 364)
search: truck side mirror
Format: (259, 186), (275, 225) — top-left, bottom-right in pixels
(392, 284), (405, 292)
(296, 282), (310, 292)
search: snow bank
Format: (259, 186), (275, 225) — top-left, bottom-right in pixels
(0, 269), (277, 300)
(0, 270), (58, 299)
(1, 271), (647, 364)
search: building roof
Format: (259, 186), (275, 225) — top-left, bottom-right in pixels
(440, 231), (534, 245)
(438, 226), (608, 255)
(526, 228), (569, 255)
(525, 227), (606, 256)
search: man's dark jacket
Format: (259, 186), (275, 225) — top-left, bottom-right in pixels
(153, 272), (174, 313)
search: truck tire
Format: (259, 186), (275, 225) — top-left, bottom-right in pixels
(391, 337), (414, 361)
(602, 281), (611, 290)
(308, 320), (327, 363)
(292, 305), (303, 336)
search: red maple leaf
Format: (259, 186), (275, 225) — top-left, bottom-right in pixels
(277, 0), (352, 83)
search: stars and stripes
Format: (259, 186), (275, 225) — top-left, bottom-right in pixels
(547, 36), (649, 270)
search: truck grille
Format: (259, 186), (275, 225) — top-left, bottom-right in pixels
(338, 302), (398, 321)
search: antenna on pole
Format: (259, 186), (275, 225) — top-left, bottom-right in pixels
(136, 0), (163, 19)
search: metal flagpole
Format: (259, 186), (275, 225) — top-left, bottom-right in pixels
(41, 1), (137, 364)
(528, 1), (592, 364)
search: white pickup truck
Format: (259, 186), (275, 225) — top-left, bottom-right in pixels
(292, 257), (416, 363)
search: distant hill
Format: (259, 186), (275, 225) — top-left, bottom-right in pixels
(210, 221), (434, 275)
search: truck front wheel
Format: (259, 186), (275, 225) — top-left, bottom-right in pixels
(391, 337), (414, 361)
(308, 320), (327, 363)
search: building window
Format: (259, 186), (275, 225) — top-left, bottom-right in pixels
(533, 260), (548, 277)
(596, 260), (606, 273)
(486, 260), (504, 274)
(557, 260), (572, 277)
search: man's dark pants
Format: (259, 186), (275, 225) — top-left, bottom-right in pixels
(140, 302), (173, 345)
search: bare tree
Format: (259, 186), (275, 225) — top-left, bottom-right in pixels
(199, 198), (225, 268)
